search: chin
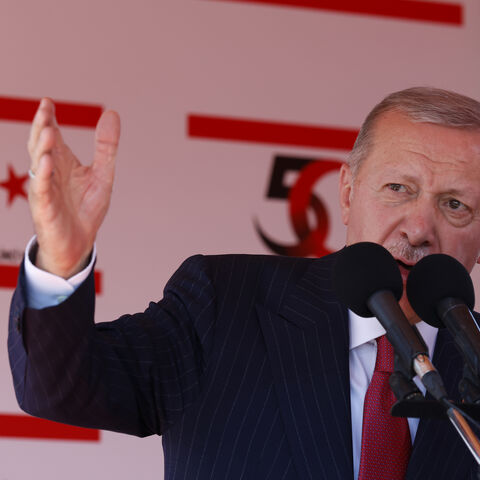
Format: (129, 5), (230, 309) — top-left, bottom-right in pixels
(399, 297), (420, 325)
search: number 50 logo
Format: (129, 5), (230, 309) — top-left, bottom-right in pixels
(254, 155), (343, 258)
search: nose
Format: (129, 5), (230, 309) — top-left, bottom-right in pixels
(399, 199), (437, 248)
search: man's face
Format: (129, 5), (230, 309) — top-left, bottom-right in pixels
(339, 111), (480, 323)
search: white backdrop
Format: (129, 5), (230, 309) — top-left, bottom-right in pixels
(0, 0), (479, 478)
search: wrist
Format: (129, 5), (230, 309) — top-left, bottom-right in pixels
(35, 245), (92, 280)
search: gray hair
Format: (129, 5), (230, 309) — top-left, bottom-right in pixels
(348, 87), (480, 177)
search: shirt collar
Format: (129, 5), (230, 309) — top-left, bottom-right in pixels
(348, 309), (438, 357)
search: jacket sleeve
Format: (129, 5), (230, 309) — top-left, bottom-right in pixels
(8, 254), (217, 437)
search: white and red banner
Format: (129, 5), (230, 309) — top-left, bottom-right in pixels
(0, 0), (479, 478)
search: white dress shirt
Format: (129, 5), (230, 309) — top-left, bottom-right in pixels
(24, 236), (96, 309)
(23, 237), (438, 479)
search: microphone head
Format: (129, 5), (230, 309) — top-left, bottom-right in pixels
(333, 242), (403, 317)
(406, 254), (475, 328)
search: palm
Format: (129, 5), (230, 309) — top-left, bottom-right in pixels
(28, 99), (120, 278)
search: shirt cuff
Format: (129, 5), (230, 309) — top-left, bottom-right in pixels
(23, 235), (97, 309)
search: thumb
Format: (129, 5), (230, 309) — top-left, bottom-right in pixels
(92, 110), (121, 183)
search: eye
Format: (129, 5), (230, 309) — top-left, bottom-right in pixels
(447, 198), (462, 210)
(387, 183), (406, 193)
(441, 196), (473, 226)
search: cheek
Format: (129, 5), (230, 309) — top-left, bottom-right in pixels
(346, 204), (394, 244)
(439, 230), (480, 272)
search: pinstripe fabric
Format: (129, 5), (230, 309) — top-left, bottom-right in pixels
(406, 327), (478, 480)
(8, 253), (478, 479)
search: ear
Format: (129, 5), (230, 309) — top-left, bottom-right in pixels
(339, 163), (353, 225)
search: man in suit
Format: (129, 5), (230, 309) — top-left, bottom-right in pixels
(8, 87), (480, 479)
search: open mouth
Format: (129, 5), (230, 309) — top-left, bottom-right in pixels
(396, 260), (413, 272)
(396, 260), (414, 284)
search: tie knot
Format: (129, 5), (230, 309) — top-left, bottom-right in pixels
(375, 335), (394, 373)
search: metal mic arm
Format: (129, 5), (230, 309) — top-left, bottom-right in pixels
(390, 352), (423, 402)
(446, 405), (480, 466)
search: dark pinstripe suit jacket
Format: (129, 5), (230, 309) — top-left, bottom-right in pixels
(8, 252), (477, 479)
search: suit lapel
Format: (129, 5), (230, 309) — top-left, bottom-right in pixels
(257, 255), (354, 480)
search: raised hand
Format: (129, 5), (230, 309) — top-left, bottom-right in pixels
(27, 98), (121, 278)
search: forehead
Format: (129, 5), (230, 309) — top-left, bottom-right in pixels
(362, 111), (480, 178)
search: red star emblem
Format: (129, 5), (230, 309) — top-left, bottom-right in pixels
(0, 164), (29, 206)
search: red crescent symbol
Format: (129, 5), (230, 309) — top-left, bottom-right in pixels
(256, 159), (343, 257)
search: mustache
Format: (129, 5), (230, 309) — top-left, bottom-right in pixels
(387, 242), (430, 264)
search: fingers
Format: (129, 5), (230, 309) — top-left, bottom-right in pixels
(28, 154), (56, 237)
(28, 98), (54, 157)
(92, 110), (121, 184)
(28, 98), (62, 173)
(30, 154), (55, 197)
(30, 127), (56, 175)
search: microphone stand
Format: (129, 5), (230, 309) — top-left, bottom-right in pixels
(446, 406), (480, 465)
(448, 364), (480, 466)
(389, 351), (480, 466)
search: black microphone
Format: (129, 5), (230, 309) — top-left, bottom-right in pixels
(406, 254), (480, 377)
(333, 242), (447, 401)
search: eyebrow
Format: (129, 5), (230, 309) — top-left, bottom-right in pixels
(379, 169), (476, 199)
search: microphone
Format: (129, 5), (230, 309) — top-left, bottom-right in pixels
(406, 254), (480, 377)
(333, 242), (447, 401)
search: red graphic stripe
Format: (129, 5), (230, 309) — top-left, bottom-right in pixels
(207, 0), (463, 25)
(188, 114), (358, 150)
(0, 96), (102, 127)
(0, 414), (99, 441)
(0, 264), (103, 294)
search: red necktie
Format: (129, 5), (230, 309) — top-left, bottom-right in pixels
(358, 335), (412, 480)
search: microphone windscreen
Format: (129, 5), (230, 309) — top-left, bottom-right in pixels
(333, 242), (403, 317)
(406, 254), (475, 328)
